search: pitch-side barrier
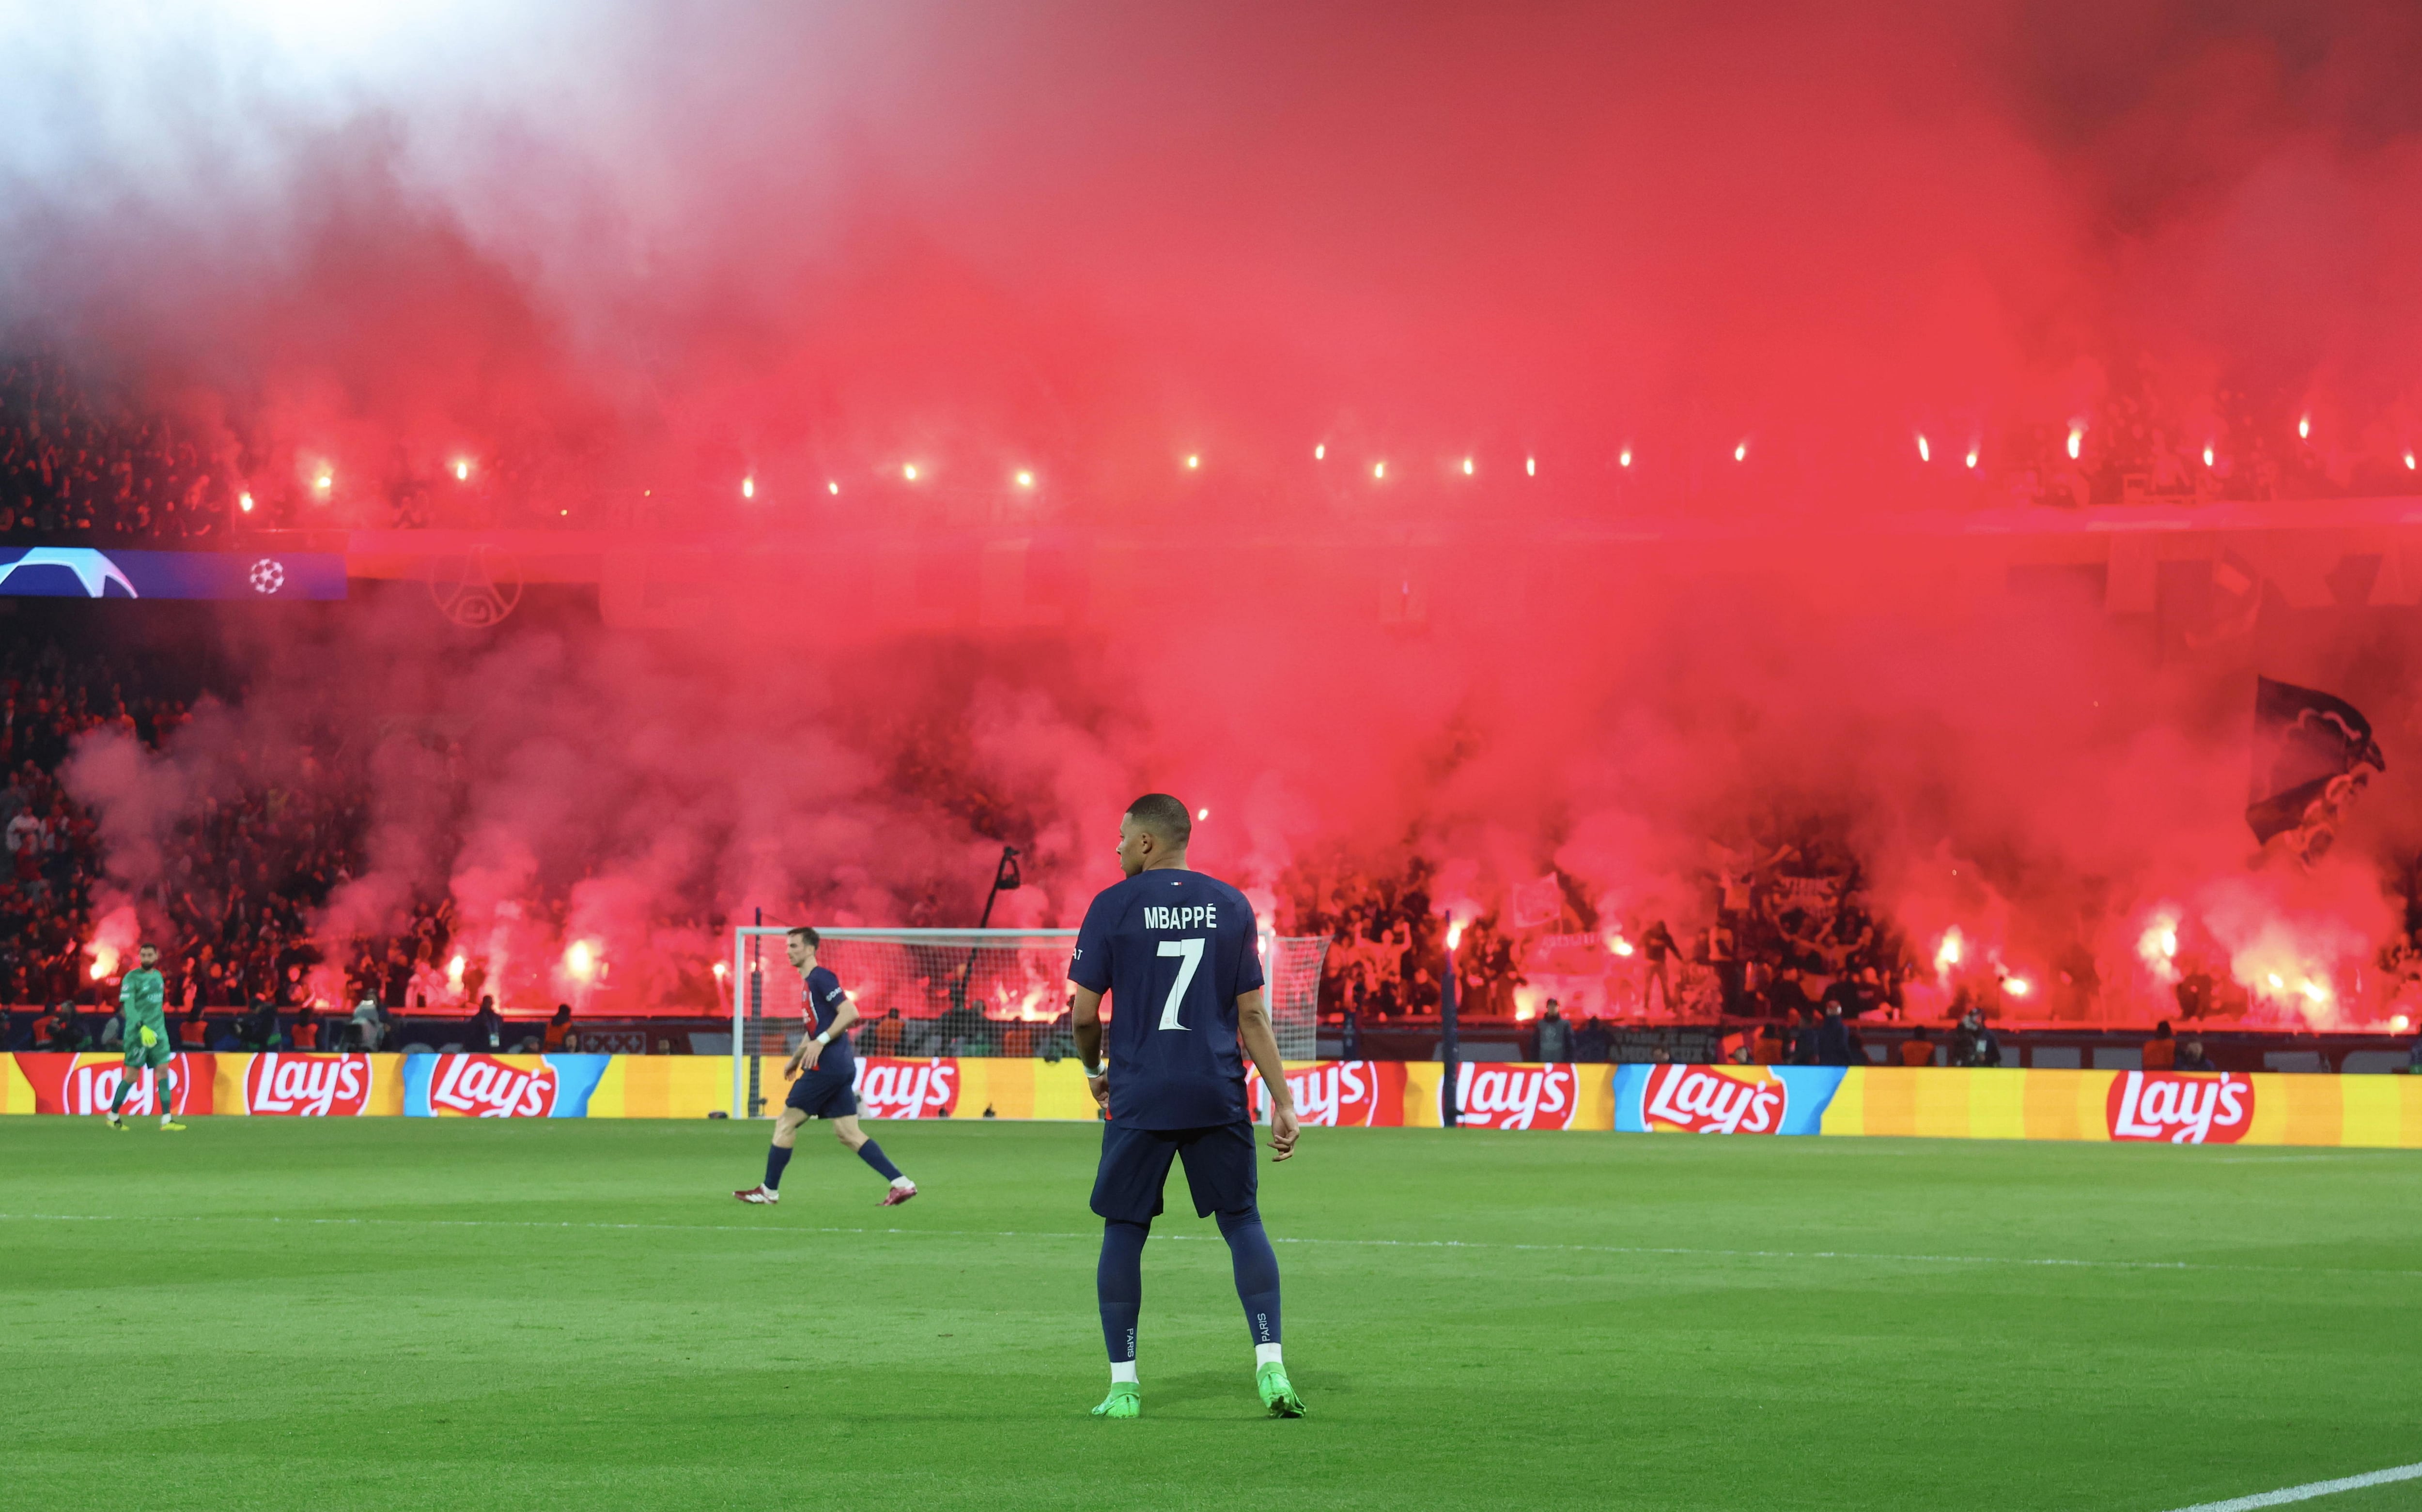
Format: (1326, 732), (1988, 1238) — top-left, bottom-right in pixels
(4, 1054), (2419, 1145)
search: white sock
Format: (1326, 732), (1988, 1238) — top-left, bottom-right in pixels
(1110, 1361), (1138, 1385)
(1255, 1343), (1283, 1368)
(892, 1175), (914, 1188)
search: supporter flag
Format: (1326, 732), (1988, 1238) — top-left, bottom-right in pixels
(2247, 677), (2385, 860)
(1510, 873), (1567, 929)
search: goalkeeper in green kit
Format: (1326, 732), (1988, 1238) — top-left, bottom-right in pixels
(106, 943), (182, 1132)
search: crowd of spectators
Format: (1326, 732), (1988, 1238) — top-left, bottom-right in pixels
(9, 346), (2422, 550)
(1283, 821), (1923, 1029)
(0, 638), (192, 1009)
(0, 356), (229, 545)
(0, 631), (1104, 1053)
(0, 633), (415, 1048)
(1987, 379), (2416, 511)
(7, 342), (2420, 1050)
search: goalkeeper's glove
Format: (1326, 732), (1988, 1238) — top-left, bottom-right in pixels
(138, 1026), (158, 1048)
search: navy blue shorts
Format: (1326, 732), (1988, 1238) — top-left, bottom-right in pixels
(1090, 1121), (1258, 1224)
(785, 1067), (858, 1119)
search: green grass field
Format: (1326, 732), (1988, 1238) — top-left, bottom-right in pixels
(4, 1118), (2421, 1512)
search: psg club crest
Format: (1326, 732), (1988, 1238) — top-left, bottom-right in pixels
(426, 543), (524, 628)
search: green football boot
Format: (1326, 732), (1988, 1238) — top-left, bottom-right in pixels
(1256, 1362), (1305, 1417)
(1089, 1382), (1140, 1419)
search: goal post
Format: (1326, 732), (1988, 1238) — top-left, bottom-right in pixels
(728, 925), (1330, 1117)
(728, 926), (1066, 1119)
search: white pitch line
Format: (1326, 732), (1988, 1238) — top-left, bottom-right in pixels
(3, 1211), (2419, 1281)
(2158, 1461), (2422, 1511)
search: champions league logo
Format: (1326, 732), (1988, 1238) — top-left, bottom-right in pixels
(0, 548), (138, 597)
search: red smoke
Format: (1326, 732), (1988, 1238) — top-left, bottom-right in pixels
(17, 0), (2422, 1024)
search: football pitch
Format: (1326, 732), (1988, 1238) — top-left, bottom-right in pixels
(4, 1118), (2420, 1512)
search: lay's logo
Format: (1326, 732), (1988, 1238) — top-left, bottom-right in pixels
(243, 1054), (372, 1116)
(429, 1054), (559, 1118)
(1641, 1064), (1787, 1135)
(2105, 1071), (2253, 1144)
(1248, 1061), (1399, 1127)
(13, 1052), (210, 1116)
(853, 1058), (959, 1119)
(1450, 1063), (1582, 1131)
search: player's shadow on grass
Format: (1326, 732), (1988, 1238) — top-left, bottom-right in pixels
(1151, 1370), (1352, 1409)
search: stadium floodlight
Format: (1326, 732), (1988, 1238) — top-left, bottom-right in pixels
(727, 924), (1327, 1117)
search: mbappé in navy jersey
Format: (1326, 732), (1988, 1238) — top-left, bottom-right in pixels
(1069, 868), (1265, 1129)
(802, 964), (855, 1076)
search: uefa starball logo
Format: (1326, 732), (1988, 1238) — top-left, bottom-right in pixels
(2105, 1071), (2253, 1144)
(1450, 1064), (1582, 1131)
(1641, 1064), (1788, 1135)
(243, 1054), (372, 1116)
(428, 1054), (559, 1118)
(853, 1058), (959, 1119)
(1250, 1062), (1386, 1127)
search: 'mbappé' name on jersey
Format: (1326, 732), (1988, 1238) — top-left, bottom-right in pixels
(1070, 869), (1264, 1130)
(1143, 903), (1219, 930)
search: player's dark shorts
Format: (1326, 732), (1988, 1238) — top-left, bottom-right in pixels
(121, 1038), (172, 1071)
(1090, 1120), (1258, 1223)
(784, 1067), (858, 1119)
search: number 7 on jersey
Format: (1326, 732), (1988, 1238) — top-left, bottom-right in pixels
(1155, 937), (1204, 1030)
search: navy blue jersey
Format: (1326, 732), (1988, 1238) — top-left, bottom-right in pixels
(803, 964), (855, 1075)
(1069, 868), (1266, 1129)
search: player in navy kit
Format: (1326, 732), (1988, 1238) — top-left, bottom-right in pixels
(735, 926), (917, 1207)
(1070, 793), (1305, 1420)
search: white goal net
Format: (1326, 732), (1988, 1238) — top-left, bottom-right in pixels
(727, 925), (1328, 1117)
